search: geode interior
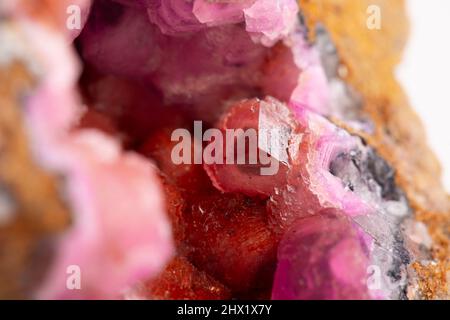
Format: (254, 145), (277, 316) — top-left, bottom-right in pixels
(1, 0), (446, 300)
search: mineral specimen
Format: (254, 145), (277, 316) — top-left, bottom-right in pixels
(0, 0), (448, 300)
(272, 210), (371, 300)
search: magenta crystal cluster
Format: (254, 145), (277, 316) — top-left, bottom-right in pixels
(272, 210), (371, 299)
(14, 0), (416, 299)
(79, 0), (328, 119)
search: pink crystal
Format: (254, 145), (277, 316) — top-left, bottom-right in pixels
(80, 2), (163, 79)
(203, 97), (293, 198)
(10, 0), (415, 301)
(68, 0), (92, 41)
(36, 136), (173, 299)
(20, 16), (174, 299)
(80, 0), (327, 117)
(272, 210), (371, 300)
(147, 0), (206, 35)
(193, 0), (255, 26)
(204, 96), (370, 231)
(243, 0), (298, 46)
(149, 23), (266, 110)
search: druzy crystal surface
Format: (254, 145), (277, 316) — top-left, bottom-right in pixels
(5, 0), (424, 299)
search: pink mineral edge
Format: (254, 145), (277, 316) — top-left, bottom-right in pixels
(18, 18), (174, 299)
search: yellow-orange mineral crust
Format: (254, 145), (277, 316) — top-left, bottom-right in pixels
(299, 0), (449, 298)
(0, 62), (70, 299)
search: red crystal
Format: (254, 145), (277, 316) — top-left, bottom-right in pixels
(203, 98), (294, 198)
(139, 126), (212, 193)
(183, 192), (277, 296)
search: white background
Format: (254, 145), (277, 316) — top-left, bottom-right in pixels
(397, 0), (450, 192)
